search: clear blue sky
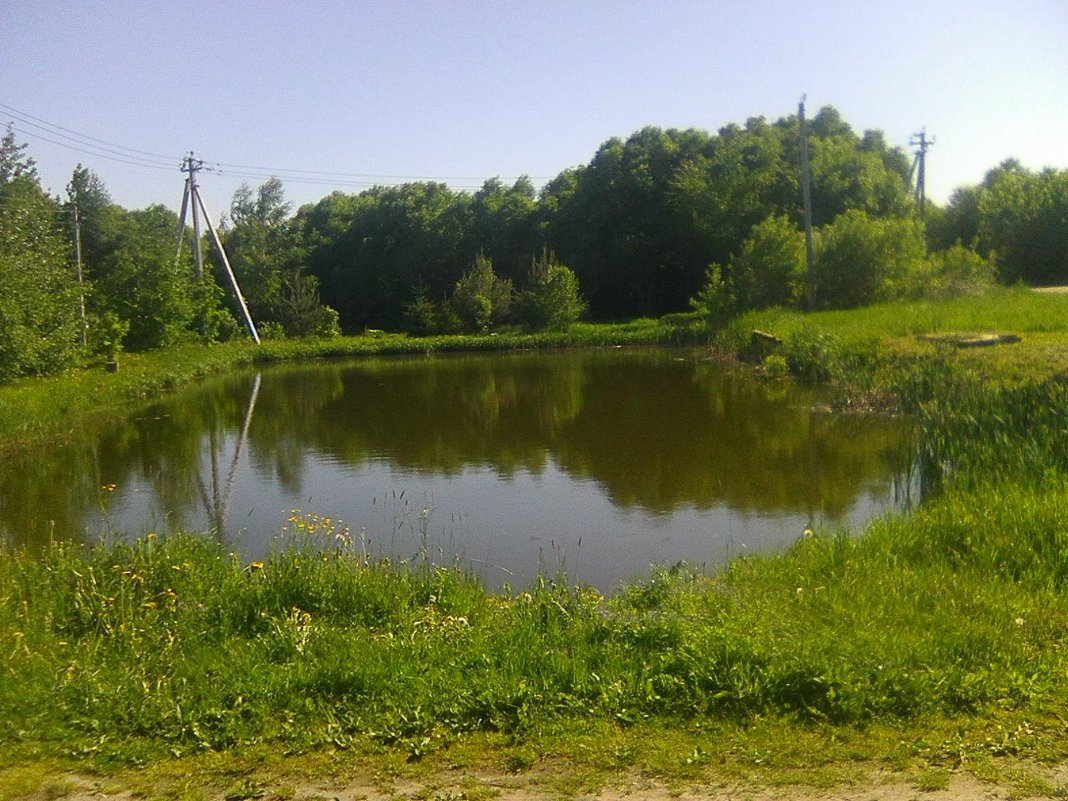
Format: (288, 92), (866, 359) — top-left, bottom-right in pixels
(3, 0), (1066, 218)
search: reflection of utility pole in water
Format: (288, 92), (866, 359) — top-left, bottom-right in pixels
(196, 373), (261, 538)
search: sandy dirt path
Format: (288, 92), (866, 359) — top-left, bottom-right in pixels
(25, 763), (1068, 801)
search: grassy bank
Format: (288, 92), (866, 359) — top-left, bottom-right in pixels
(4, 288), (1068, 798)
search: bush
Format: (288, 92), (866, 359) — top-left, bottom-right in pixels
(449, 253), (513, 333)
(266, 271), (340, 338)
(515, 250), (587, 330)
(403, 289), (443, 336)
(912, 244), (997, 301)
(731, 214), (806, 310)
(813, 210), (926, 309)
(690, 264), (736, 325)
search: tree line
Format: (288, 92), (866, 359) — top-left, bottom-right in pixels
(1, 105), (1066, 381)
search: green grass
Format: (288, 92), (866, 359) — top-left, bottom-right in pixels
(6, 290), (1068, 796)
(735, 286), (1068, 344)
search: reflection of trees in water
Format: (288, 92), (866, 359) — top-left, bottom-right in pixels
(245, 364), (346, 495)
(305, 355), (587, 476)
(556, 360), (909, 516)
(0, 441), (100, 547)
(0, 352), (913, 549)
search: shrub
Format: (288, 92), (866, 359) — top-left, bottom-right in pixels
(515, 250), (587, 330)
(403, 289), (443, 336)
(449, 253), (514, 333)
(273, 271), (340, 338)
(731, 214), (806, 310)
(813, 210), (926, 309)
(690, 264), (736, 325)
(913, 244), (997, 301)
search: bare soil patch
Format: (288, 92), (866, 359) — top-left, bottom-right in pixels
(19, 762), (1068, 801)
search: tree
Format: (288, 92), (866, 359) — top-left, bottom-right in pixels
(225, 178), (296, 321)
(468, 176), (542, 284)
(0, 125), (37, 184)
(926, 185), (981, 252)
(273, 271), (341, 338)
(93, 205), (204, 350)
(0, 136), (82, 379)
(978, 165), (1068, 285)
(63, 167), (234, 351)
(689, 264), (735, 325)
(298, 183), (472, 331)
(813, 210), (926, 309)
(807, 134), (912, 225)
(672, 117), (796, 273)
(545, 126), (712, 318)
(729, 214), (806, 310)
(515, 250), (587, 330)
(449, 252), (513, 333)
(544, 109), (913, 321)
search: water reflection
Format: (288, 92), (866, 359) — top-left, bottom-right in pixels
(0, 350), (914, 589)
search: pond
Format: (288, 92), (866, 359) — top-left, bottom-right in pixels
(0, 349), (915, 591)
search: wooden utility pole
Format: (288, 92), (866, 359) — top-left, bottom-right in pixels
(799, 96), (816, 310)
(910, 129), (934, 222)
(175, 152), (261, 344)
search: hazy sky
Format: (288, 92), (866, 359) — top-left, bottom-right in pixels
(3, 0), (1066, 217)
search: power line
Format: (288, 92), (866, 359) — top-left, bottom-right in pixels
(212, 158), (549, 182)
(0, 101), (177, 162)
(6, 124), (180, 173)
(3, 102), (550, 189)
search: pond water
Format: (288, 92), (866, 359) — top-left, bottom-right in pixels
(1, 349), (915, 590)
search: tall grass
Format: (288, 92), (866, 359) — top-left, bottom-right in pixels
(734, 287), (1068, 345)
(4, 500), (1068, 765)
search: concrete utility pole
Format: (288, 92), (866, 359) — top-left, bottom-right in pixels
(179, 153), (205, 277)
(910, 129), (934, 222)
(68, 184), (88, 347)
(799, 96), (816, 311)
(175, 152), (261, 344)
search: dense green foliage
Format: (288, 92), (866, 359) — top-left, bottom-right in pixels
(2, 104), (1065, 383)
(929, 159), (1068, 285)
(289, 107), (922, 329)
(66, 164), (227, 353)
(0, 130), (83, 379)
(222, 177), (339, 338)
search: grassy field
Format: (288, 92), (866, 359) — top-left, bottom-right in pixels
(4, 288), (1068, 799)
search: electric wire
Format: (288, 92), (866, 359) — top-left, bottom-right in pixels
(0, 101), (177, 163)
(3, 102), (551, 191)
(6, 125), (180, 173)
